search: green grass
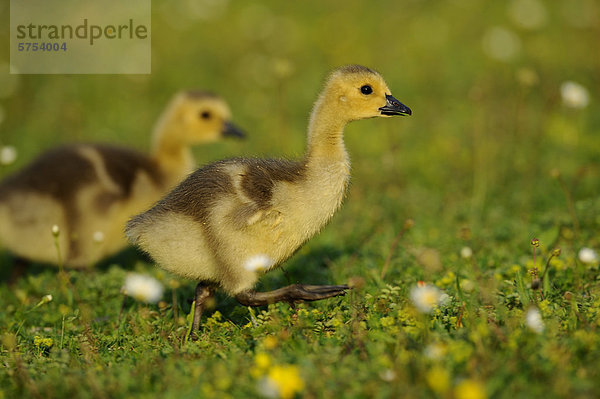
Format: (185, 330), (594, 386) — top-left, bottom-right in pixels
(1, 0), (599, 398)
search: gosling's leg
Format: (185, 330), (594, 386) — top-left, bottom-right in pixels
(235, 284), (349, 306)
(190, 282), (213, 340)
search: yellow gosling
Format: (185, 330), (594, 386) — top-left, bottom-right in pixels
(126, 65), (411, 335)
(0, 91), (244, 267)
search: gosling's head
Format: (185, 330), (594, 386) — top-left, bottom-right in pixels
(163, 91), (245, 144)
(322, 65), (411, 121)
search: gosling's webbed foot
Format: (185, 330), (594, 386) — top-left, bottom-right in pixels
(235, 284), (350, 307)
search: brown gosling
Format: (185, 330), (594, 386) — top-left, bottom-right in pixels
(0, 91), (244, 268)
(125, 65), (411, 335)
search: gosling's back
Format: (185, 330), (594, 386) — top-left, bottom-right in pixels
(0, 144), (166, 266)
(126, 155), (349, 295)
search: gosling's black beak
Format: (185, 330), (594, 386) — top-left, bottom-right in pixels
(379, 94), (412, 116)
(221, 121), (246, 139)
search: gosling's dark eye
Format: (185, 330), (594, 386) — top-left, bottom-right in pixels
(360, 85), (373, 95)
(200, 111), (211, 120)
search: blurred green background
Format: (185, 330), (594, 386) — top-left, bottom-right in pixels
(1, 1), (598, 247)
(0, 1), (599, 397)
(0, 0), (598, 271)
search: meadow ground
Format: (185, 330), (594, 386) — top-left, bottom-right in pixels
(0, 1), (599, 398)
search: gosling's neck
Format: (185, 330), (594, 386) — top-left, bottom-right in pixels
(150, 118), (194, 186)
(305, 95), (350, 166)
(299, 94), (351, 221)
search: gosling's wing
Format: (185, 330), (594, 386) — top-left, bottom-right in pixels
(137, 157), (305, 231)
(85, 144), (164, 207)
(226, 202), (283, 230)
(225, 158), (305, 229)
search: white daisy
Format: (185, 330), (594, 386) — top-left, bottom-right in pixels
(525, 307), (544, 333)
(508, 0), (548, 30)
(244, 254), (274, 272)
(560, 81), (589, 109)
(578, 247), (598, 264)
(410, 283), (446, 313)
(460, 246), (473, 259)
(123, 273), (164, 304)
(0, 145), (17, 166)
(92, 231), (105, 243)
(482, 26), (521, 62)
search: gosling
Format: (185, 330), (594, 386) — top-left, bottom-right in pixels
(126, 65), (411, 333)
(0, 91), (244, 267)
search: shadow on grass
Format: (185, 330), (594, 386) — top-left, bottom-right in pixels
(0, 246), (152, 285)
(1, 230), (374, 328)
(212, 243), (357, 326)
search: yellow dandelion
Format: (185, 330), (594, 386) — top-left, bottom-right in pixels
(426, 366), (450, 394)
(265, 365), (305, 399)
(255, 352), (271, 370)
(251, 352), (272, 379)
(455, 379), (487, 399)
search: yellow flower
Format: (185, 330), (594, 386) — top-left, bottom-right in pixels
(426, 366), (450, 394)
(263, 336), (278, 350)
(437, 271), (456, 287)
(265, 365), (304, 399)
(251, 352), (272, 379)
(255, 352), (271, 370)
(204, 311), (224, 328)
(33, 336), (54, 349)
(455, 380), (487, 399)
(380, 317), (395, 328)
